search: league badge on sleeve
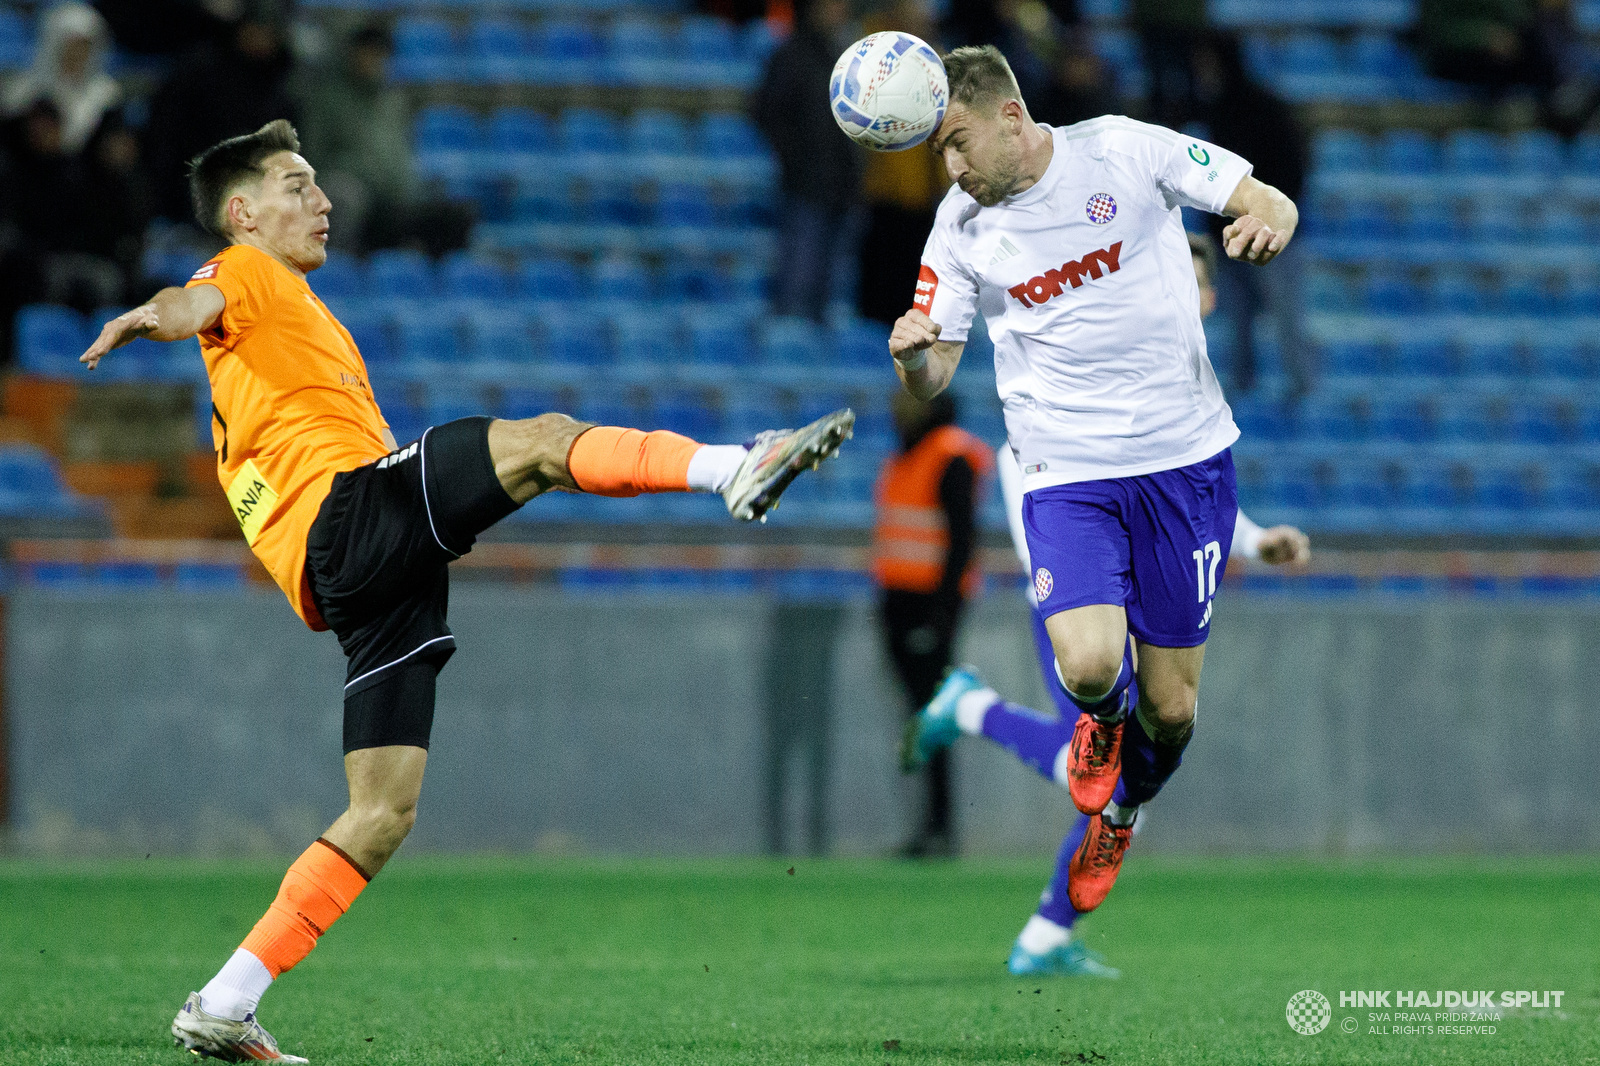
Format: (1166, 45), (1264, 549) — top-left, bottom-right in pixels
(1085, 193), (1117, 224)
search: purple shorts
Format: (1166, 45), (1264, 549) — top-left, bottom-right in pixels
(1021, 449), (1238, 648)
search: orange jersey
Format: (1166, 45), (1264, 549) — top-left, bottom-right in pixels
(188, 244), (389, 629)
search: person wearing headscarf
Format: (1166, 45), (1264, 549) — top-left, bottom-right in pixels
(1, 2), (121, 156)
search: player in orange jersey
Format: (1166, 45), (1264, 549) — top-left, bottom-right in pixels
(80, 119), (853, 1063)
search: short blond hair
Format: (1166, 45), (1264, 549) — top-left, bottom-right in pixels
(941, 45), (1023, 111)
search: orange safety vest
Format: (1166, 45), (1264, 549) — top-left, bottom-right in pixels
(872, 424), (994, 596)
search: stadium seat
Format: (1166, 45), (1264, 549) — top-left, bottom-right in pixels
(1442, 129), (1504, 173)
(373, 384), (425, 444)
(1364, 270), (1424, 314)
(368, 250), (435, 300)
(510, 177), (574, 223)
(1394, 338), (1456, 376)
(698, 113), (766, 157)
(611, 307), (684, 365)
(393, 18), (458, 81)
(1304, 266), (1359, 311)
(487, 107), (553, 153)
(1570, 132), (1600, 174)
(663, 258), (721, 301)
(1507, 129), (1563, 174)
(94, 562), (163, 588)
(0, 446), (77, 514)
(534, 20), (603, 62)
(652, 387), (723, 438)
(762, 317), (827, 365)
(1319, 339), (1380, 376)
(465, 309), (539, 364)
(1280, 32), (1343, 75)
(1303, 394), (1366, 441)
(466, 18), (530, 59)
(338, 310), (394, 366)
(394, 308), (468, 363)
(560, 107), (625, 153)
(1348, 32), (1408, 76)
(414, 104), (481, 152)
(836, 319), (891, 369)
(1370, 393), (1436, 442)
(310, 256), (367, 300)
(627, 109), (690, 154)
(515, 258), (588, 301)
(1377, 129), (1439, 174)
(1535, 204), (1586, 244)
(656, 184), (716, 228)
(1459, 338), (1523, 376)
(15, 305), (89, 377)
(531, 307), (611, 366)
(1501, 273), (1555, 315)
(1312, 129), (1370, 173)
(610, 17), (675, 61)
(684, 307), (756, 364)
(0, 9), (31, 70)
(682, 16), (738, 62)
(439, 253), (514, 301)
(174, 561), (246, 590)
(1430, 270), (1482, 313)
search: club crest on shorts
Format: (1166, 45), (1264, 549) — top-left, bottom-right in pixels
(1034, 567), (1054, 601)
(1085, 193), (1116, 224)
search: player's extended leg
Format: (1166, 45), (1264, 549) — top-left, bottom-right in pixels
(1005, 813), (1118, 978)
(485, 408), (854, 521)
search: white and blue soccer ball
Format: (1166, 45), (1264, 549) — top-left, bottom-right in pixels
(829, 32), (948, 152)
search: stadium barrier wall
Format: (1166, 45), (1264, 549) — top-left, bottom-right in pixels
(5, 587), (1598, 857)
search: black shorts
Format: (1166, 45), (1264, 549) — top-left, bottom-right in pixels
(306, 416), (519, 752)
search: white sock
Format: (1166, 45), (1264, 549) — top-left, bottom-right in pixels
(1017, 913), (1072, 955)
(686, 444), (748, 493)
(954, 687), (998, 735)
(198, 949), (273, 1021)
(1104, 799), (1139, 827)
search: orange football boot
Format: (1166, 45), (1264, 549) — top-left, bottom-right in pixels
(1067, 812), (1134, 912)
(1066, 712), (1124, 815)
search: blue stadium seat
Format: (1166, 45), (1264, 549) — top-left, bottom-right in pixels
(338, 310), (394, 366)
(1507, 129), (1562, 174)
(21, 562), (91, 587)
(0, 446), (75, 514)
(663, 258), (721, 301)
(1280, 32), (1342, 74)
(685, 307), (756, 364)
(1364, 270), (1424, 313)
(1460, 337), (1523, 376)
(1557, 275), (1600, 317)
(1319, 339), (1380, 376)
(515, 258), (587, 301)
(1570, 131), (1600, 174)
(393, 18), (459, 81)
(741, 20), (781, 63)
(1535, 204), (1586, 244)
(487, 107), (553, 153)
(1241, 35), (1280, 82)
(1377, 129), (1439, 174)
(1405, 200), (1467, 243)
(15, 305), (89, 377)
(394, 309), (467, 363)
(531, 308), (611, 365)
(174, 562), (246, 590)
(698, 112), (766, 157)
(656, 183), (715, 227)
(510, 178), (574, 223)
(1371, 393), (1436, 442)
(1502, 273), (1555, 315)
(439, 253), (513, 300)
(1443, 129), (1504, 173)
(465, 309), (538, 364)
(762, 317), (826, 364)
(1312, 129), (1370, 172)
(836, 319), (891, 369)
(1303, 394), (1366, 441)
(310, 256), (367, 300)
(1509, 397), (1565, 444)
(414, 104), (481, 152)
(682, 16), (738, 62)
(368, 250), (434, 299)
(583, 177), (646, 224)
(626, 109), (690, 154)
(1431, 271), (1481, 313)
(1228, 395), (1291, 441)
(652, 387), (722, 438)
(560, 107), (625, 153)
(0, 9), (31, 70)
(593, 257), (654, 300)
(1437, 394), (1498, 441)
(611, 308), (684, 365)
(495, 386), (562, 420)
(1304, 266), (1359, 311)
(466, 18), (530, 59)
(1532, 338), (1595, 378)
(1348, 32), (1409, 76)
(535, 20), (603, 62)
(610, 17), (675, 61)
(95, 562), (163, 588)
(1394, 338), (1456, 376)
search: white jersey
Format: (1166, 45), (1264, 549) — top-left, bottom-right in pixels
(918, 117), (1249, 490)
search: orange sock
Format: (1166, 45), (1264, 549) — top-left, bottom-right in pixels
(239, 838), (370, 978)
(566, 425), (700, 497)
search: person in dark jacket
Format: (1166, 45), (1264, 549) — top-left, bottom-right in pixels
(1191, 30), (1308, 395)
(751, 0), (864, 322)
(872, 390), (993, 857)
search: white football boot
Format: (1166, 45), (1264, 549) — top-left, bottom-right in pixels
(722, 408), (854, 522)
(171, 992), (308, 1063)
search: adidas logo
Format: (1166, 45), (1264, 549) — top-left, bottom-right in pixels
(988, 236), (1022, 267)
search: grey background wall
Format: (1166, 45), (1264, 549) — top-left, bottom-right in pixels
(7, 586), (1599, 857)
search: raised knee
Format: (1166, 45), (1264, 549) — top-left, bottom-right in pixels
(358, 800), (417, 845)
(1141, 683), (1197, 734)
(1056, 649), (1123, 701)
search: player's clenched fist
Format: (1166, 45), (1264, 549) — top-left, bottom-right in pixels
(1257, 524), (1310, 566)
(1222, 214), (1290, 265)
(889, 309), (941, 361)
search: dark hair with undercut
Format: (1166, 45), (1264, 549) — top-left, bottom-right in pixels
(187, 119), (302, 238)
(941, 45), (1023, 112)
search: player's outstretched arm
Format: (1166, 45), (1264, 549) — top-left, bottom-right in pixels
(889, 309), (965, 400)
(1220, 175), (1298, 266)
(80, 285), (226, 369)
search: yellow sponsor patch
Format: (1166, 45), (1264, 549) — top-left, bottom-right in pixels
(225, 459), (279, 546)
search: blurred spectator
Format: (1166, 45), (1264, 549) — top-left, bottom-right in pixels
(144, 1), (297, 223)
(1031, 28), (1121, 127)
(873, 390), (992, 858)
(1131, 0), (1206, 128)
(93, 0), (237, 57)
(0, 100), (135, 362)
(1, 2), (120, 155)
(1421, 0), (1598, 134)
(751, 0), (864, 322)
(945, 0), (1078, 53)
(296, 22), (472, 257)
(1191, 30), (1307, 395)
(856, 0), (949, 326)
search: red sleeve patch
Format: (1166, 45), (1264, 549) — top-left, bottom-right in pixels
(190, 260), (220, 282)
(912, 264), (939, 315)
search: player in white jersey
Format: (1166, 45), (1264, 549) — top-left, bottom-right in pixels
(888, 45), (1299, 926)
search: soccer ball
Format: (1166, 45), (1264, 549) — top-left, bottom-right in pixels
(829, 32), (948, 152)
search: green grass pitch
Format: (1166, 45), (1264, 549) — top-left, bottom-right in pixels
(2, 855), (1596, 1065)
